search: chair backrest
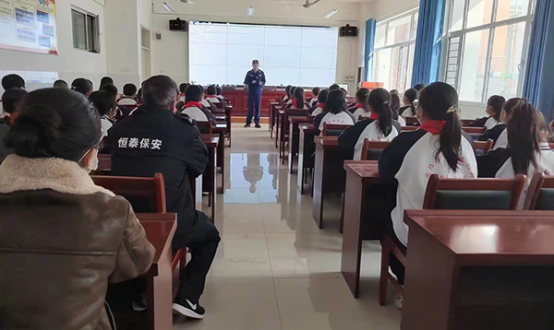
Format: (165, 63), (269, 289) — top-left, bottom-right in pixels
(401, 126), (418, 132)
(196, 121), (213, 134)
(473, 139), (494, 155)
(461, 119), (478, 126)
(524, 173), (554, 210)
(307, 115), (315, 123)
(361, 139), (391, 161)
(463, 127), (486, 135)
(98, 154), (111, 172)
(91, 173), (166, 213)
(423, 174), (526, 210)
(322, 123), (353, 136)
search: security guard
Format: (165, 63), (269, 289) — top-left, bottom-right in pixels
(243, 59), (266, 128)
(107, 75), (220, 320)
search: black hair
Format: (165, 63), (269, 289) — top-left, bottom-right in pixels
(185, 85), (203, 103)
(413, 83), (425, 92)
(355, 88), (370, 104)
(179, 83), (190, 93)
(293, 87), (305, 108)
(207, 85), (217, 95)
(317, 89), (329, 104)
(486, 95), (505, 121)
(502, 97), (522, 120)
(367, 88), (393, 137)
(290, 87), (297, 99)
(1, 88), (27, 115)
(418, 82), (461, 172)
(2, 74), (25, 90)
(312, 87), (320, 97)
(252, 59), (259, 64)
(216, 86), (222, 95)
(100, 83), (118, 98)
(100, 76), (114, 88)
(404, 88), (417, 104)
(507, 100), (540, 175)
(137, 88), (142, 103)
(4, 88), (101, 162)
(324, 89), (347, 115)
(71, 78), (93, 96)
(142, 75), (178, 108)
(53, 80), (68, 89)
(285, 85), (292, 97)
(89, 91), (115, 116)
(329, 84), (341, 91)
(123, 83), (137, 96)
(390, 93), (401, 121)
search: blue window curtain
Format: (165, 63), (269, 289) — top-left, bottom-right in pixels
(411, 0), (447, 86)
(364, 19), (376, 81)
(522, 0), (554, 122)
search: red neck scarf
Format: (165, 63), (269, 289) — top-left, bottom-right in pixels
(184, 101), (203, 108)
(356, 104), (363, 109)
(318, 102), (325, 108)
(207, 94), (216, 98)
(369, 112), (379, 120)
(420, 120), (446, 135)
(292, 99), (298, 108)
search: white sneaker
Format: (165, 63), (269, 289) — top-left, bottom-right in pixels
(394, 293), (403, 310)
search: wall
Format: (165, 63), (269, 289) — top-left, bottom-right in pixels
(150, 0), (361, 91)
(0, 0), (107, 92)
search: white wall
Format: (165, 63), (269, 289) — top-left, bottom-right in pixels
(0, 0), (107, 92)
(150, 0), (361, 91)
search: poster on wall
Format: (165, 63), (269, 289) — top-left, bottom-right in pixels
(0, 0), (58, 55)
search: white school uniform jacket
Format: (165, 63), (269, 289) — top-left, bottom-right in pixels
(352, 108), (371, 122)
(492, 127), (508, 150)
(182, 106), (209, 122)
(118, 97), (137, 106)
(206, 96), (220, 103)
(318, 112), (355, 131)
(397, 116), (407, 127)
(338, 119), (402, 160)
(312, 106), (324, 116)
(484, 117), (501, 130)
(201, 99), (211, 108)
(379, 129), (477, 246)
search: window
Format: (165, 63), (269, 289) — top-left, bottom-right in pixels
(370, 10), (419, 91)
(445, 0), (534, 102)
(72, 8), (99, 53)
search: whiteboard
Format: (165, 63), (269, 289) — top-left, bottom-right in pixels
(0, 0), (58, 54)
(189, 22), (338, 86)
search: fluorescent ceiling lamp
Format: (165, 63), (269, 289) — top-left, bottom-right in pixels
(162, 2), (176, 12)
(324, 9), (338, 19)
(247, 6), (255, 16)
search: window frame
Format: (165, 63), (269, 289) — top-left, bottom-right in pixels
(443, 0), (535, 103)
(71, 7), (100, 53)
(371, 9), (419, 91)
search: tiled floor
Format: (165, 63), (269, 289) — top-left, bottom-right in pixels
(174, 124), (401, 330)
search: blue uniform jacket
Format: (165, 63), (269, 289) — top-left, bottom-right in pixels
(244, 69), (266, 94)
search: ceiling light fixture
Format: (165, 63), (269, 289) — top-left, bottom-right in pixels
(324, 9), (338, 19)
(162, 2), (176, 13)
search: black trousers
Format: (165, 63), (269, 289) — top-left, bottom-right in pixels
(172, 211), (220, 304)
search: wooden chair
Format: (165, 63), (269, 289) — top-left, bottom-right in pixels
(196, 121), (213, 134)
(463, 127), (486, 135)
(96, 154), (111, 174)
(524, 173), (554, 210)
(473, 139), (494, 154)
(461, 118), (479, 126)
(378, 174), (526, 306)
(404, 116), (419, 126)
(321, 123), (353, 136)
(401, 126), (418, 132)
(360, 139), (391, 161)
(280, 109), (309, 162)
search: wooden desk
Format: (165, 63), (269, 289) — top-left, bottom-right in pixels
(312, 136), (345, 228)
(279, 109), (309, 164)
(403, 210), (554, 330)
(288, 116), (310, 173)
(297, 124), (318, 194)
(201, 134), (219, 222)
(269, 101), (280, 137)
(213, 123), (226, 193)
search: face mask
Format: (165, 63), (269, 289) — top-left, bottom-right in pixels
(90, 156), (99, 172)
(79, 149), (98, 173)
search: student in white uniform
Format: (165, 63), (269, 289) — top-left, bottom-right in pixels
(179, 83), (190, 102)
(287, 87), (309, 109)
(379, 82), (477, 298)
(314, 89), (355, 132)
(286, 87), (296, 106)
(307, 87), (320, 107)
(181, 85), (217, 125)
(339, 88), (401, 160)
(71, 78), (93, 98)
(398, 88), (417, 117)
(469, 95), (505, 128)
(390, 93), (406, 126)
(205, 86), (220, 104)
(283, 85), (292, 104)
(351, 88), (371, 121)
(118, 84), (138, 106)
(216, 86), (224, 101)
(89, 91), (115, 137)
(480, 98), (521, 149)
(310, 89), (328, 116)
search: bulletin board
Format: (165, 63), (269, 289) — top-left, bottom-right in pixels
(0, 0), (58, 55)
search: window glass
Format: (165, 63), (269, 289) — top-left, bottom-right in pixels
(72, 10), (87, 50)
(406, 44), (415, 89)
(411, 12), (419, 40)
(459, 29), (490, 102)
(450, 0), (465, 31)
(386, 15), (411, 45)
(495, 0), (530, 21)
(486, 22), (526, 99)
(466, 0), (494, 28)
(375, 24), (386, 48)
(375, 48), (392, 88)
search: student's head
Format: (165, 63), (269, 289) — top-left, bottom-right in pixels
(1, 88), (27, 123)
(179, 83), (190, 94)
(312, 87), (320, 97)
(537, 111), (550, 143)
(123, 83), (137, 97)
(390, 93), (401, 120)
(207, 85), (217, 96)
(413, 83), (425, 92)
(89, 91), (115, 117)
(329, 84), (341, 91)
(4, 88), (101, 171)
(368, 88), (393, 136)
(340, 88), (347, 97)
(507, 100), (541, 175)
(403, 88), (417, 106)
(418, 82), (461, 172)
(500, 97), (522, 123)
(216, 86), (222, 96)
(285, 85), (292, 97)
(294, 87), (305, 106)
(53, 79), (68, 89)
(290, 86), (297, 98)
(71, 78), (93, 98)
(355, 88), (370, 105)
(142, 75), (179, 109)
(252, 59), (260, 70)
(185, 85), (203, 103)
(485, 95), (505, 120)
(390, 89), (399, 95)
(324, 89), (347, 115)
(2, 74), (25, 90)
(100, 83), (118, 100)
(100, 76), (114, 88)
(317, 89), (329, 104)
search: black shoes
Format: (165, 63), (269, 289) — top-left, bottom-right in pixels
(255, 124), (261, 128)
(244, 123), (251, 127)
(172, 299), (206, 319)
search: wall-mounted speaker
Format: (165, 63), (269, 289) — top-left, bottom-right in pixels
(169, 18), (187, 31)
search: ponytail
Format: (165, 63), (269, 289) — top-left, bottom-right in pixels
(437, 107), (462, 171)
(378, 101), (393, 136)
(367, 88), (393, 136)
(507, 100), (540, 175)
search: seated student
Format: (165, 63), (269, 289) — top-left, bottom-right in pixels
(283, 85), (292, 104)
(379, 83), (477, 297)
(339, 88), (401, 160)
(479, 97), (520, 149)
(390, 93), (406, 126)
(118, 83), (138, 106)
(311, 89), (329, 116)
(100, 76), (114, 89)
(205, 85), (220, 104)
(469, 95), (505, 128)
(89, 91), (116, 136)
(398, 88), (417, 117)
(216, 86), (225, 101)
(329, 83), (341, 91)
(179, 83), (190, 102)
(307, 87), (320, 107)
(2, 74), (25, 91)
(314, 89), (355, 132)
(287, 87), (309, 109)
(351, 88), (371, 120)
(0, 88), (26, 162)
(0, 87), (154, 329)
(286, 87), (296, 106)
(182, 85), (217, 125)
(53, 79), (68, 88)
(100, 83), (118, 102)
(108, 75), (220, 319)
(71, 78), (93, 98)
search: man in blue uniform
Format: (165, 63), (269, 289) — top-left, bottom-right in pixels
(243, 59), (266, 128)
